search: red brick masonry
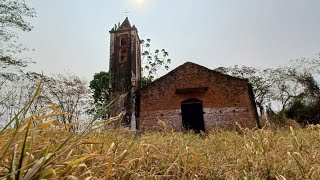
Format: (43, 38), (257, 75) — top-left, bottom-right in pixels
(137, 62), (260, 132)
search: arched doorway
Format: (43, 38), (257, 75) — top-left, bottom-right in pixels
(181, 98), (205, 133)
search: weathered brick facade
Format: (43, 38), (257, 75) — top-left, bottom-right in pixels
(108, 18), (259, 132)
(136, 62), (260, 132)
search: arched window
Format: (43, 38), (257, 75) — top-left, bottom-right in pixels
(120, 36), (128, 46)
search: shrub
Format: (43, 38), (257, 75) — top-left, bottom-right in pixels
(286, 98), (320, 126)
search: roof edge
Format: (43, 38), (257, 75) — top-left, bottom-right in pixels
(138, 61), (249, 92)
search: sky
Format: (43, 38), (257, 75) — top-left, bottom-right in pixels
(21, 0), (320, 81)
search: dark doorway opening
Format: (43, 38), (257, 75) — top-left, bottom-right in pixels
(181, 98), (205, 133)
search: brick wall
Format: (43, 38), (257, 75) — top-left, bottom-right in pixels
(137, 62), (259, 132)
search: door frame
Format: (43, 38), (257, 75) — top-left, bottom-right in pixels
(181, 98), (205, 132)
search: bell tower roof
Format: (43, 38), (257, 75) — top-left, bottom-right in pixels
(119, 17), (131, 29)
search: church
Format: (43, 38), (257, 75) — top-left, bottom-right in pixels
(108, 17), (261, 132)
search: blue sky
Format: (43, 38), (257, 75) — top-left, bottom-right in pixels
(22, 0), (320, 80)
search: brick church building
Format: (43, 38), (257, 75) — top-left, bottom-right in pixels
(108, 17), (260, 132)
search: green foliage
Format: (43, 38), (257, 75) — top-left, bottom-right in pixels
(286, 99), (306, 119)
(295, 73), (320, 100)
(284, 72), (320, 125)
(89, 71), (111, 116)
(140, 76), (153, 87)
(286, 98), (320, 126)
(268, 110), (287, 125)
(141, 39), (171, 80)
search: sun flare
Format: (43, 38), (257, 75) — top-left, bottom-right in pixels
(136, 0), (145, 5)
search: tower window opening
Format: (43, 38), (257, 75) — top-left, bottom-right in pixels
(120, 36), (128, 46)
(119, 48), (128, 63)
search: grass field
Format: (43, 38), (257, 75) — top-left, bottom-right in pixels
(1, 114), (320, 179)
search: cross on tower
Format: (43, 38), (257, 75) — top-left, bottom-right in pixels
(124, 9), (130, 17)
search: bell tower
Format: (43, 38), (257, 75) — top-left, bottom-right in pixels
(108, 17), (141, 128)
(109, 17), (141, 93)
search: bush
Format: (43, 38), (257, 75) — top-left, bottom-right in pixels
(286, 98), (320, 126)
(265, 108), (285, 125)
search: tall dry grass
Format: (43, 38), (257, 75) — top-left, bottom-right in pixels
(1, 80), (320, 179)
(2, 124), (320, 179)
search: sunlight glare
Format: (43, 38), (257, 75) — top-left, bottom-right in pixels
(136, 0), (145, 5)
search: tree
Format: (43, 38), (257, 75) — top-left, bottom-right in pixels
(286, 97), (320, 126)
(0, 0), (36, 80)
(141, 39), (171, 81)
(268, 67), (305, 111)
(296, 72), (320, 100)
(89, 71), (111, 116)
(41, 74), (89, 127)
(283, 51), (320, 125)
(0, 0), (36, 122)
(0, 75), (36, 124)
(291, 51), (320, 76)
(215, 63), (320, 121)
(0, 71), (42, 125)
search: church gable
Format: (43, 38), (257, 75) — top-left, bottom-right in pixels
(138, 62), (249, 100)
(137, 62), (259, 132)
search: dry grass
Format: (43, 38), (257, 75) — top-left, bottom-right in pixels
(1, 120), (320, 179)
(1, 82), (320, 179)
